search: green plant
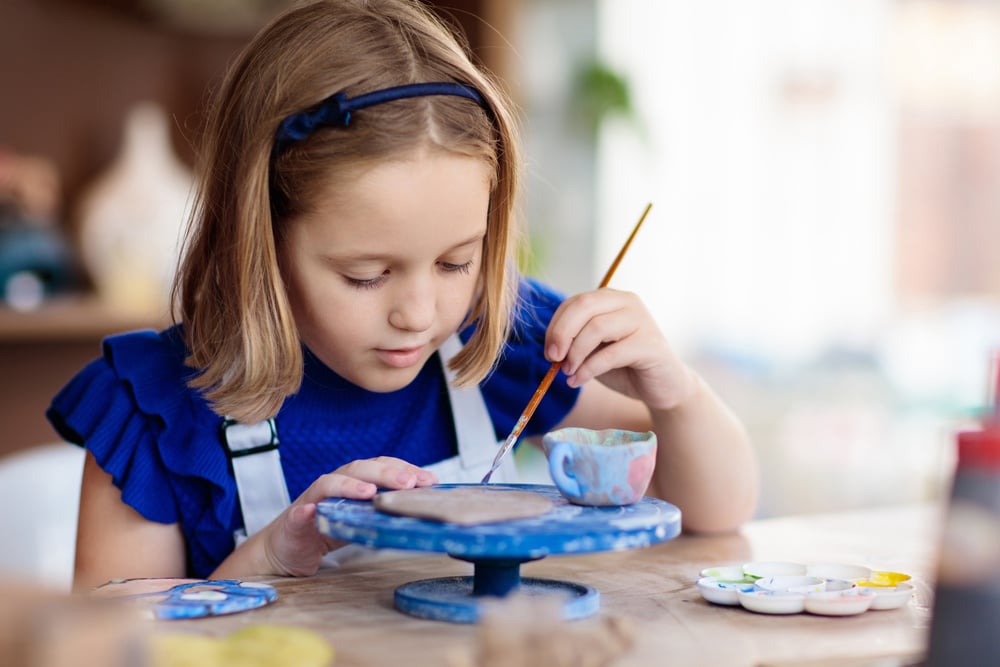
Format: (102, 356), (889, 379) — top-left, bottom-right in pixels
(571, 60), (637, 136)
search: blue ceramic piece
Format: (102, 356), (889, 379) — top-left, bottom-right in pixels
(395, 576), (599, 623)
(316, 483), (681, 623)
(122, 579), (278, 620)
(543, 428), (657, 506)
(317, 483), (679, 559)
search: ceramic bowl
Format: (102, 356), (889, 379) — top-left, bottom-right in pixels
(863, 582), (915, 610)
(860, 570), (912, 588)
(737, 589), (806, 614)
(754, 575), (826, 594)
(804, 589), (875, 616)
(823, 578), (857, 592)
(697, 576), (756, 606)
(699, 565), (747, 581)
(742, 561), (807, 579)
(806, 563), (872, 583)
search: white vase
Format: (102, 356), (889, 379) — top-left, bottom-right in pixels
(76, 101), (194, 318)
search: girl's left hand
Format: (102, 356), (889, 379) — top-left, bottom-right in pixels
(254, 457), (437, 578)
(545, 288), (695, 411)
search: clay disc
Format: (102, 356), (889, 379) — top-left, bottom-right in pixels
(373, 486), (554, 525)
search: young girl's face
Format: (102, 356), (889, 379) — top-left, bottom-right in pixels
(279, 151), (492, 392)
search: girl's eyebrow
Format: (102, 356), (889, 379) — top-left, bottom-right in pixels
(334, 231), (486, 262)
(448, 231), (488, 249)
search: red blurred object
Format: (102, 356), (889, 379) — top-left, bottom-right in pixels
(956, 428), (1000, 470)
(989, 348), (1000, 421)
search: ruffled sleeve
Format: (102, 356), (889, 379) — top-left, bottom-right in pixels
(46, 327), (237, 576)
(477, 277), (581, 438)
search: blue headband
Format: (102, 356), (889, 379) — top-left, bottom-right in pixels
(273, 82), (491, 157)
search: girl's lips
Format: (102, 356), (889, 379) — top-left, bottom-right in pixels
(376, 345), (426, 368)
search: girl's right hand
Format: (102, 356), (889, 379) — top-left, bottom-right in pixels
(224, 456), (437, 579)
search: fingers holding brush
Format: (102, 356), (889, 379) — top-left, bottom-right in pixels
(545, 287), (695, 411)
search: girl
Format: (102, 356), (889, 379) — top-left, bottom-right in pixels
(48, 0), (758, 591)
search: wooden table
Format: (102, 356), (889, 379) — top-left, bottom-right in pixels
(163, 502), (941, 667)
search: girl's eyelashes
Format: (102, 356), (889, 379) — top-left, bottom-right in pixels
(439, 260), (473, 274)
(344, 271), (388, 290)
(343, 261), (473, 290)
(346, 277), (385, 290)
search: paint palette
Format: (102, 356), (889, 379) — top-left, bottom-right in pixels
(696, 562), (914, 616)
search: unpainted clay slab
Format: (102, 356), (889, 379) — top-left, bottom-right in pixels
(373, 486), (554, 525)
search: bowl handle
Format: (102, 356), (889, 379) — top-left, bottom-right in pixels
(547, 441), (581, 498)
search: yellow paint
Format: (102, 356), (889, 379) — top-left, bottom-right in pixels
(858, 571), (911, 588)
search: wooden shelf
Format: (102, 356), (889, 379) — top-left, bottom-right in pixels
(0, 295), (168, 343)
(0, 295), (168, 456)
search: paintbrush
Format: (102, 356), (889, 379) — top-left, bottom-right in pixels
(480, 202), (653, 484)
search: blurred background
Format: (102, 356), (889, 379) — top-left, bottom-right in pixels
(0, 0), (998, 587)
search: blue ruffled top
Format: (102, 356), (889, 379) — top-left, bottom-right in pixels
(47, 278), (579, 577)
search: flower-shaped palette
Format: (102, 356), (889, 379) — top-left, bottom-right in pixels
(696, 562), (914, 616)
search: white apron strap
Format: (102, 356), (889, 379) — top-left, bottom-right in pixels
(224, 333), (517, 567)
(328, 335), (518, 568)
(425, 335), (518, 484)
(221, 417), (289, 543)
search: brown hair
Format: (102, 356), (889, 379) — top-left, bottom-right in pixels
(173, 0), (522, 423)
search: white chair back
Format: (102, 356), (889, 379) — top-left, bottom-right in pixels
(0, 443), (83, 591)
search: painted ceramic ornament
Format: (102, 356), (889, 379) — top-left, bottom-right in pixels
(542, 427), (657, 506)
(93, 578), (278, 620)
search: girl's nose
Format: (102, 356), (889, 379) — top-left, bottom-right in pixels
(388, 281), (436, 332)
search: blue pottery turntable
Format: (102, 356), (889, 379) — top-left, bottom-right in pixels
(316, 483), (681, 623)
